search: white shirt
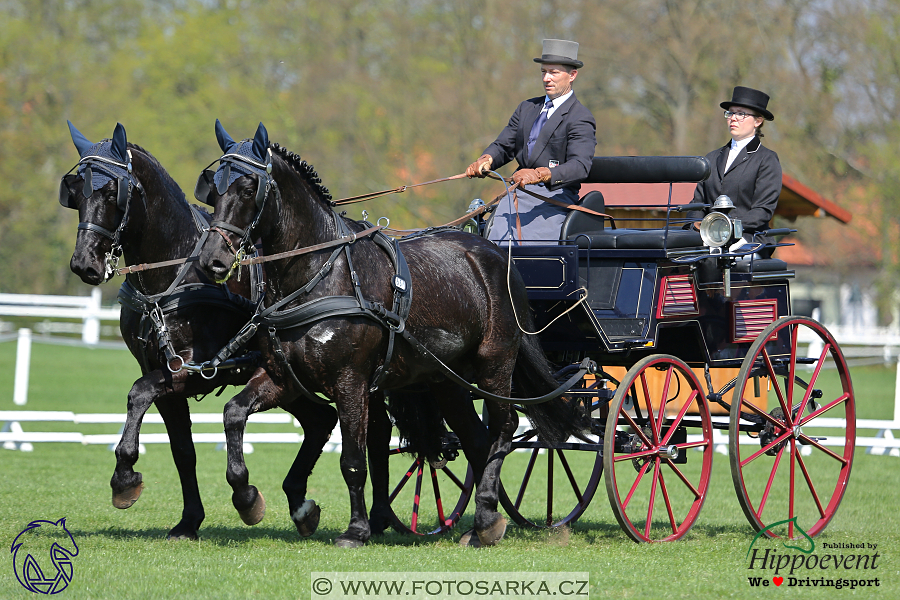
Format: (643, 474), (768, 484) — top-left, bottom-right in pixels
(725, 136), (754, 172)
(544, 90), (573, 119)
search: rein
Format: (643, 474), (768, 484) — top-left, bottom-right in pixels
(330, 173), (469, 206)
(114, 225), (384, 276)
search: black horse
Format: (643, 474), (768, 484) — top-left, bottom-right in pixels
(61, 122), (337, 539)
(195, 121), (585, 547)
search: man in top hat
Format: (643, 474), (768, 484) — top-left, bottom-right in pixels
(466, 39), (597, 244)
(688, 86), (782, 254)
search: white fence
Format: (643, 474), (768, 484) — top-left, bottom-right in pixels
(1, 293), (899, 456)
(0, 289), (120, 344)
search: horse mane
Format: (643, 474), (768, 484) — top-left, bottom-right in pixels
(269, 142), (332, 202)
(125, 142), (192, 207)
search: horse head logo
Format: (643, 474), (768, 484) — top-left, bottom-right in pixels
(10, 518), (79, 594)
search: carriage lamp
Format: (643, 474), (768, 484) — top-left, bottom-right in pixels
(461, 198), (485, 234)
(699, 195), (742, 249)
(699, 212), (733, 247)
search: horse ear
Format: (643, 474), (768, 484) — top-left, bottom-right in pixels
(252, 122), (269, 162)
(111, 123), (128, 163)
(67, 120), (94, 157)
(215, 119), (237, 153)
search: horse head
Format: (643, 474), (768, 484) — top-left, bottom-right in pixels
(196, 120), (277, 283)
(196, 120), (336, 284)
(61, 121), (143, 285)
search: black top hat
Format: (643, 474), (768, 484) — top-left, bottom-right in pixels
(533, 39), (583, 69)
(720, 86), (774, 121)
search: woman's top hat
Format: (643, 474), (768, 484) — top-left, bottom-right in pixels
(720, 86), (774, 121)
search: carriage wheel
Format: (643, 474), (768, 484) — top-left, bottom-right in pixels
(729, 316), (855, 539)
(498, 375), (605, 528)
(604, 355), (714, 543)
(385, 442), (475, 535)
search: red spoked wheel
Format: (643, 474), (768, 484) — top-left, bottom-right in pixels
(386, 442), (474, 535)
(498, 378), (605, 528)
(604, 355), (714, 543)
(729, 316), (855, 539)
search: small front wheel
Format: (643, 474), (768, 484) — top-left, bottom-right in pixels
(604, 355), (714, 542)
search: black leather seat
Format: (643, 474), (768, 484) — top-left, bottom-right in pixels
(568, 228), (703, 249)
(559, 191), (608, 240)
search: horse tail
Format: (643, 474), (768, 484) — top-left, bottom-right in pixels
(385, 388), (447, 463)
(512, 332), (590, 444)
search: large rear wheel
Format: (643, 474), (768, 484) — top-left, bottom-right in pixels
(498, 373), (608, 528)
(729, 316), (855, 539)
(604, 355), (714, 542)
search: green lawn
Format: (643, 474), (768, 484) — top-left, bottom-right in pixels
(1, 341), (898, 599)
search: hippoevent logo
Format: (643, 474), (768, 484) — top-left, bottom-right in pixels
(745, 518), (880, 590)
(10, 518), (79, 594)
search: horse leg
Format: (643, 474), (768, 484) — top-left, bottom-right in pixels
(366, 393), (392, 535)
(471, 400), (518, 546)
(279, 397), (338, 537)
(110, 372), (162, 510)
(430, 385), (495, 547)
(333, 383), (373, 548)
(223, 374), (276, 526)
(156, 395), (205, 540)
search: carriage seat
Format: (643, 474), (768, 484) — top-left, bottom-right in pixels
(732, 258), (788, 272)
(567, 228), (704, 250)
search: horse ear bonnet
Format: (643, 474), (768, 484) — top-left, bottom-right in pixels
(111, 123), (128, 164)
(61, 121), (131, 211)
(251, 122), (269, 163)
(68, 120), (94, 158)
(215, 118), (237, 154)
(205, 120), (272, 208)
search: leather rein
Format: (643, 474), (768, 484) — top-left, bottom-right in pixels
(114, 170), (614, 275)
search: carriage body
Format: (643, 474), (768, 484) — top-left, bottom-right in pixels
(384, 156), (854, 543)
(516, 243), (793, 368)
(461, 156), (854, 542)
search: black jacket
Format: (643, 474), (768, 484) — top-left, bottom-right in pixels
(483, 93), (596, 195)
(689, 136), (782, 248)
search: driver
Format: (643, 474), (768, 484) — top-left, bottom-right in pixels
(466, 39), (597, 244)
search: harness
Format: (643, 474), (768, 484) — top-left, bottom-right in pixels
(116, 204), (265, 377)
(198, 139), (593, 405)
(212, 211), (412, 403)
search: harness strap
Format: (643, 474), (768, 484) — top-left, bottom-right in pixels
(77, 222), (117, 240)
(397, 328), (596, 405)
(268, 327), (330, 405)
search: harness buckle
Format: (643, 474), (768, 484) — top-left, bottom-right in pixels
(199, 361), (218, 380)
(167, 354), (185, 374)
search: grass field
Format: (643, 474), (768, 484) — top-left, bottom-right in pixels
(1, 340), (899, 599)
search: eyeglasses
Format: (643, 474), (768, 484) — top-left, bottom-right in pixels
(724, 110), (758, 121)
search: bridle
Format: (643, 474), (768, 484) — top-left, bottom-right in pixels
(59, 149), (145, 282)
(194, 148), (280, 280)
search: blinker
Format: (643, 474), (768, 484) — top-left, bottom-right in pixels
(83, 168), (93, 200)
(217, 163), (231, 195)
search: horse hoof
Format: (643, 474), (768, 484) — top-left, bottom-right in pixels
(476, 515), (507, 547)
(334, 536), (365, 549)
(112, 482), (144, 509)
(166, 530), (199, 541)
(458, 528), (481, 548)
(238, 491), (266, 526)
(292, 500), (321, 537)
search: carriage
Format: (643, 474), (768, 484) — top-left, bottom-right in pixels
(382, 155), (855, 543)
